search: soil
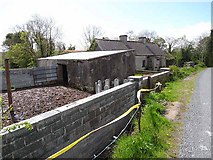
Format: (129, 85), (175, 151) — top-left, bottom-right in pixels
(0, 85), (91, 127)
(165, 102), (183, 121)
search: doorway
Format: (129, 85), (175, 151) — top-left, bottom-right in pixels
(61, 64), (68, 85)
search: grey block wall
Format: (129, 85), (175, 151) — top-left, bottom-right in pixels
(142, 71), (171, 88)
(1, 82), (136, 158)
(0, 66), (57, 91)
(0, 68), (34, 91)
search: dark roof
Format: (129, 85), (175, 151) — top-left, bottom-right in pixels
(96, 39), (129, 51)
(146, 43), (165, 56)
(95, 39), (165, 56)
(126, 41), (154, 56)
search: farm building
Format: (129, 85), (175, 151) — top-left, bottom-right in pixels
(38, 50), (135, 93)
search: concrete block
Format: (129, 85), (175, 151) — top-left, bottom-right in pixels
(104, 79), (110, 90)
(53, 127), (65, 139)
(2, 144), (15, 156)
(13, 139), (43, 158)
(51, 120), (64, 132)
(24, 126), (51, 145)
(114, 78), (119, 87)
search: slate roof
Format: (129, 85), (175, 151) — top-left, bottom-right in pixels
(96, 39), (128, 51)
(95, 39), (165, 56)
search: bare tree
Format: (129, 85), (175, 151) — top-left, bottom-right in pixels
(83, 25), (103, 49)
(126, 30), (136, 41)
(165, 37), (179, 54)
(16, 15), (62, 58)
(138, 30), (157, 42)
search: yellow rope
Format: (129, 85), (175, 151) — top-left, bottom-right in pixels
(47, 103), (140, 159)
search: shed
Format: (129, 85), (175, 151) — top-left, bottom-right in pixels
(38, 50), (135, 93)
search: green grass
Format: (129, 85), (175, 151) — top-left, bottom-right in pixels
(112, 96), (171, 158)
(0, 66), (5, 70)
(134, 73), (143, 76)
(112, 66), (205, 158)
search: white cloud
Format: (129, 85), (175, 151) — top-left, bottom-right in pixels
(158, 22), (211, 40)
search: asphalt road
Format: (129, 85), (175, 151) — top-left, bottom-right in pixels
(179, 68), (212, 158)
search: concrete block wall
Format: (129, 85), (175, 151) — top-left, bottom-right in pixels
(1, 82), (136, 158)
(33, 66), (57, 86)
(0, 68), (34, 91)
(0, 66), (57, 91)
(142, 71), (171, 88)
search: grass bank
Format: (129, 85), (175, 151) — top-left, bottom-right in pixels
(112, 66), (205, 158)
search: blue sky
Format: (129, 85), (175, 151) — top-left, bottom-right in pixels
(0, 0), (211, 50)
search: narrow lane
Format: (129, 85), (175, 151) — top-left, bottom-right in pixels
(180, 68), (212, 158)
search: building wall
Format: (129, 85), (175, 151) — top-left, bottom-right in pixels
(135, 55), (147, 70)
(37, 59), (57, 67)
(56, 50), (135, 93)
(1, 82), (136, 159)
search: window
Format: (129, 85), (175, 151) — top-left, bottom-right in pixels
(142, 60), (146, 67)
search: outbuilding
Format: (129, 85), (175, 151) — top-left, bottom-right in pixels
(38, 50), (135, 93)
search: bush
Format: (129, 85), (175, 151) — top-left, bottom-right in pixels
(169, 65), (200, 80)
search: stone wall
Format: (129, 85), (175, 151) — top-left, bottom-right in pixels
(0, 66), (57, 91)
(1, 82), (136, 158)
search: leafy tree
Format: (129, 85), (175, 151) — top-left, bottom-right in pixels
(15, 15), (61, 58)
(193, 35), (209, 63)
(88, 39), (97, 51)
(3, 32), (24, 49)
(2, 15), (63, 68)
(153, 37), (167, 51)
(172, 48), (182, 66)
(5, 32), (35, 68)
(206, 30), (213, 67)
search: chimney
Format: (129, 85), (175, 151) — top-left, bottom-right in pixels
(119, 35), (127, 42)
(139, 37), (146, 44)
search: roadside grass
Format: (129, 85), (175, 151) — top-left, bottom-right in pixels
(112, 66), (205, 158)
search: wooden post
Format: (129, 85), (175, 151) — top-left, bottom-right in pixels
(137, 104), (142, 132)
(5, 59), (17, 123)
(148, 76), (152, 89)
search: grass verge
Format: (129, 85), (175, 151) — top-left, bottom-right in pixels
(112, 66), (205, 158)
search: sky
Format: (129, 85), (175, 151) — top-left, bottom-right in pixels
(0, 0), (212, 51)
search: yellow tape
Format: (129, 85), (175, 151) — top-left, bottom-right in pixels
(139, 88), (155, 92)
(48, 103), (140, 159)
(139, 81), (162, 92)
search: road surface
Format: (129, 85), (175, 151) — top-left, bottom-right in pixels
(179, 68), (212, 158)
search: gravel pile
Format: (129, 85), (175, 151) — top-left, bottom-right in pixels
(1, 86), (91, 127)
